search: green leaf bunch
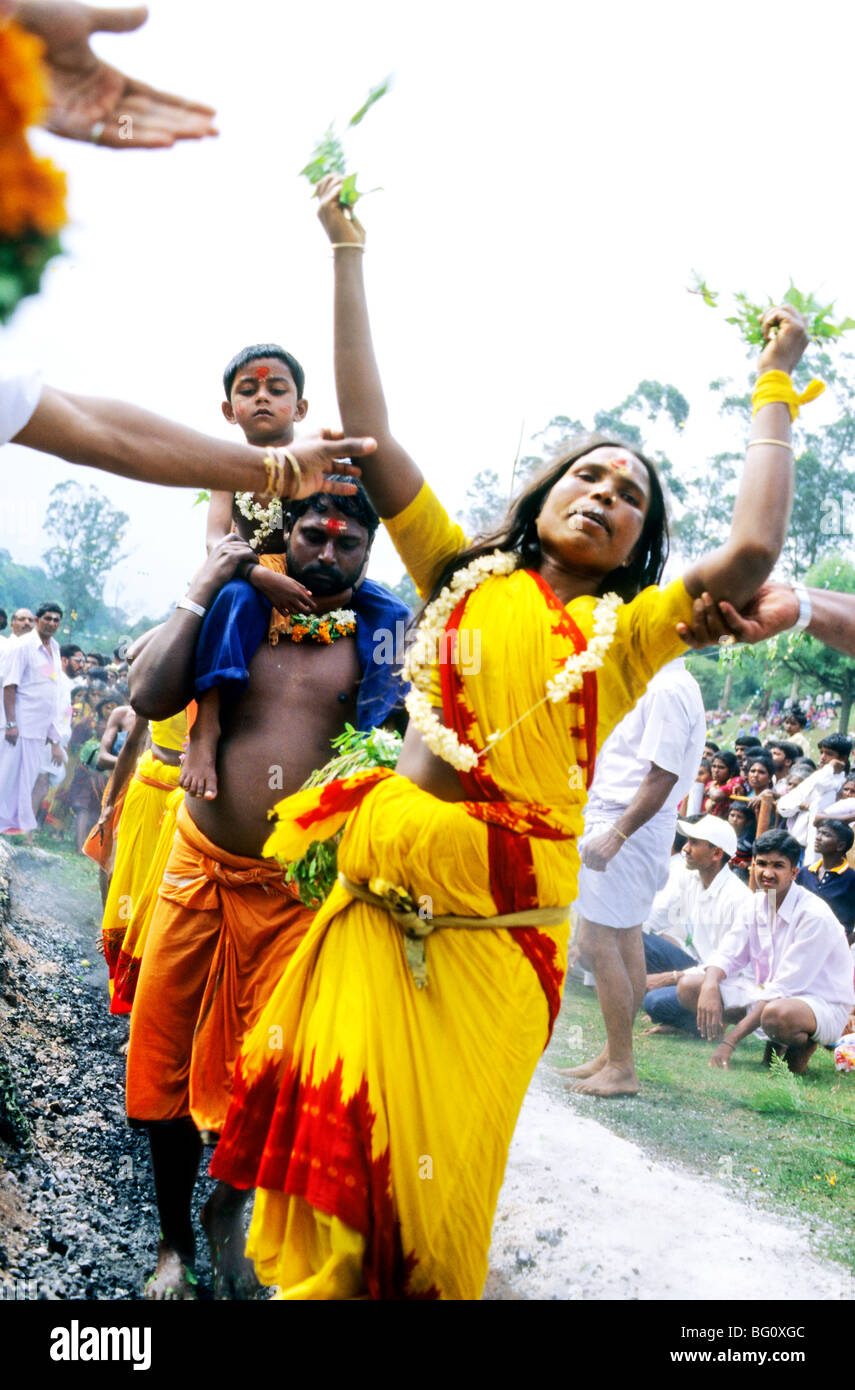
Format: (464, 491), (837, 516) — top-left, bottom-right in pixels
(690, 274), (855, 349)
(283, 723), (403, 906)
(299, 77), (392, 207)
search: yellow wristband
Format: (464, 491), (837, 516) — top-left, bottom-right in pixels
(751, 369), (825, 421)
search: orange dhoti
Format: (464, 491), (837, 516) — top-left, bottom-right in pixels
(126, 802), (313, 1136)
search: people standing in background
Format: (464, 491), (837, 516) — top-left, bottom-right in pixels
(0, 601), (63, 835)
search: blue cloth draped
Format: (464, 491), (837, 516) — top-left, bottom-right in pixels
(194, 576), (410, 731)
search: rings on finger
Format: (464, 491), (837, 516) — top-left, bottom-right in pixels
(89, 120), (106, 144)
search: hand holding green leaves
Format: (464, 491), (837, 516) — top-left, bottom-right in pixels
(690, 272), (855, 349)
(300, 77), (391, 208)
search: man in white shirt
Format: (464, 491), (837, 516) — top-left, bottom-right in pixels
(0, 602), (64, 834)
(775, 734), (851, 861)
(642, 814), (753, 1034)
(0, 607), (37, 687)
(676, 829), (855, 1073)
(561, 657), (706, 1096)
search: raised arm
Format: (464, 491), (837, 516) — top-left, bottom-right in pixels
(316, 175), (424, 520)
(682, 306), (809, 609)
(14, 390), (375, 495)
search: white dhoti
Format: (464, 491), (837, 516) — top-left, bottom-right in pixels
(0, 736), (47, 832)
(576, 817), (675, 928)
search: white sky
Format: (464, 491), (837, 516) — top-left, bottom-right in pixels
(1, 0), (854, 626)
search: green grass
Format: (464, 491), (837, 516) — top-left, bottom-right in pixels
(548, 978), (855, 1269)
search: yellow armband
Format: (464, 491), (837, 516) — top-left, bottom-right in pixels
(751, 369), (825, 421)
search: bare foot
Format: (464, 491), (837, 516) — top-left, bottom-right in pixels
(566, 1063), (640, 1097)
(785, 1040), (817, 1075)
(202, 1191), (261, 1301)
(179, 739), (218, 800)
(556, 1049), (608, 1080)
(144, 1241), (198, 1300)
(642, 1024), (681, 1036)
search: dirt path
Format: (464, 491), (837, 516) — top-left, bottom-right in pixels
(485, 1073), (848, 1300)
(0, 845), (847, 1302)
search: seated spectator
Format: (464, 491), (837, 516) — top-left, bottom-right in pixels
(703, 751), (742, 818)
(765, 738), (801, 792)
(814, 776), (855, 828)
(776, 734), (852, 862)
(782, 707), (811, 758)
(642, 814), (753, 1035)
(727, 803), (757, 883)
(797, 820), (855, 943)
(683, 758), (711, 817)
(743, 751), (778, 823)
(676, 830), (855, 1074)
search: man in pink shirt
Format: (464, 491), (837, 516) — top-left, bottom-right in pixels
(675, 829), (854, 1074)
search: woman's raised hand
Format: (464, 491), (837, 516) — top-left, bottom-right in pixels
(757, 303), (809, 375)
(316, 174), (366, 247)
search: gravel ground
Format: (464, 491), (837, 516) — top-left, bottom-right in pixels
(0, 843), (848, 1303)
(0, 845), (218, 1301)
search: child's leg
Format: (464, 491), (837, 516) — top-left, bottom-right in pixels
(180, 688), (221, 800)
(185, 578), (272, 801)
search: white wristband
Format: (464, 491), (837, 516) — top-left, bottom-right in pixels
(176, 596), (207, 618)
(789, 583), (812, 634)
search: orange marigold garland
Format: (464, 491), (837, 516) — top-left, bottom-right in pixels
(0, 19), (66, 322)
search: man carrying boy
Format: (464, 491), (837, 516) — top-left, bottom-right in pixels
(675, 829), (854, 1073)
(127, 462), (408, 1300)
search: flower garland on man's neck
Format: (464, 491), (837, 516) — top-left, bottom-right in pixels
(402, 549), (622, 772)
(235, 491), (283, 549)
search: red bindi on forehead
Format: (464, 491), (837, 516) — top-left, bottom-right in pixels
(608, 458), (631, 472)
(254, 366), (271, 380)
(322, 518), (348, 535)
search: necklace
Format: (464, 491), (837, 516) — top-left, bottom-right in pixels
(283, 609), (357, 644)
(402, 550), (622, 771)
(235, 492), (284, 550)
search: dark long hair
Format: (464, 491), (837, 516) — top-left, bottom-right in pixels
(426, 435), (670, 606)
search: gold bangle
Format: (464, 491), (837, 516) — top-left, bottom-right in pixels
(261, 447), (287, 498)
(747, 438), (793, 450)
(282, 448), (303, 498)
(613, 826), (628, 841)
(330, 242), (364, 251)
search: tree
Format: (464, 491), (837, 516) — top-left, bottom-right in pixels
(42, 481), (129, 624)
(774, 553), (855, 734)
(0, 549), (52, 614)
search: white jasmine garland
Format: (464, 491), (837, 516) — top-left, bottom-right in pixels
(235, 491), (284, 550)
(403, 549), (622, 771)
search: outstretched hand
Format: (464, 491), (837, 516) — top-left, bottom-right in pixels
(286, 430), (375, 500)
(316, 173), (365, 247)
(676, 584), (799, 649)
(18, 2), (218, 147)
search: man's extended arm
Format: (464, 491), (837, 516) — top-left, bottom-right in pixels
(14, 393), (374, 496)
(580, 763), (679, 872)
(677, 582), (855, 659)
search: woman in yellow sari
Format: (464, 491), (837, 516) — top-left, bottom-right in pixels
(210, 177), (815, 1299)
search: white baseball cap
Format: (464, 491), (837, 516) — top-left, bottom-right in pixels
(677, 814), (737, 858)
